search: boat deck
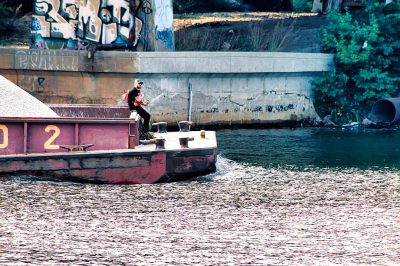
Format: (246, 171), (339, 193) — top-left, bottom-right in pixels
(135, 131), (217, 151)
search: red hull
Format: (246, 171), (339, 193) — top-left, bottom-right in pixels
(0, 105), (218, 184)
(0, 148), (218, 184)
(0, 150), (167, 184)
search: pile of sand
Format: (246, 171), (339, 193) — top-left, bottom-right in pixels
(0, 76), (59, 118)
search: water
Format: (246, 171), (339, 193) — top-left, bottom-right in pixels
(1, 128), (399, 265)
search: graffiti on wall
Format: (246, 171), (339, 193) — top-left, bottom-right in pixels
(31, 0), (146, 50)
(15, 49), (79, 70)
(140, 0), (152, 51)
(154, 0), (174, 50)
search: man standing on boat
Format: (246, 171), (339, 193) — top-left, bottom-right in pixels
(128, 79), (151, 134)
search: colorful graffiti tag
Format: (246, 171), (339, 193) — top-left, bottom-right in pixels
(32, 0), (142, 50)
(31, 0), (174, 51)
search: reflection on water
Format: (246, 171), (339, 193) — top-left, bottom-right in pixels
(0, 128), (400, 265)
(218, 127), (400, 169)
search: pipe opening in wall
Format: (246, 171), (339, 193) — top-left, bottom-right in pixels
(370, 98), (398, 124)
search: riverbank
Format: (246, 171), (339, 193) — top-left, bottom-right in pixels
(1, 12), (327, 53)
(174, 12), (327, 52)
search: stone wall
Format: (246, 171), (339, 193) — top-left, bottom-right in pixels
(0, 48), (334, 126)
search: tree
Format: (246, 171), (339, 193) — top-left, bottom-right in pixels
(313, 0), (400, 123)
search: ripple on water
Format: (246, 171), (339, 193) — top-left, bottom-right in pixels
(0, 155), (399, 265)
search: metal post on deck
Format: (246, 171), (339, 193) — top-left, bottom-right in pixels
(188, 83), (193, 122)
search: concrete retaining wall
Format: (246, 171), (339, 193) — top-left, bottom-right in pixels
(0, 48), (334, 126)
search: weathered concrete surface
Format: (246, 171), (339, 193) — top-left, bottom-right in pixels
(0, 48), (334, 126)
(136, 52), (332, 73)
(140, 72), (323, 126)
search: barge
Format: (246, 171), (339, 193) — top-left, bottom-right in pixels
(0, 105), (217, 184)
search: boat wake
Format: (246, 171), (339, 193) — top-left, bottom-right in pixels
(195, 154), (268, 183)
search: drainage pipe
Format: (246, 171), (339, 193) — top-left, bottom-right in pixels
(370, 98), (400, 124)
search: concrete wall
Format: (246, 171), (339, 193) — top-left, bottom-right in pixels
(0, 48), (334, 126)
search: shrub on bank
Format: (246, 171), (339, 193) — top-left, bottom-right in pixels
(312, 0), (400, 124)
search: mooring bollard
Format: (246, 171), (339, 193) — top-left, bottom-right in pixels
(179, 121), (193, 132)
(179, 137), (194, 148)
(155, 137), (165, 150)
(153, 122), (167, 133)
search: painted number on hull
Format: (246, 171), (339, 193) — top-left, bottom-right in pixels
(44, 125), (60, 150)
(0, 124), (8, 149)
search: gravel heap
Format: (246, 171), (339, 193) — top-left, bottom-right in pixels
(0, 75), (59, 118)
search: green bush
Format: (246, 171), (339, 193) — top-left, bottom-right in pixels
(312, 1), (400, 124)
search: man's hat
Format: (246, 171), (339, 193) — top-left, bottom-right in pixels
(134, 79), (143, 86)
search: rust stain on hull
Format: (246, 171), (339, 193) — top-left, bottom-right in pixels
(166, 149), (218, 178)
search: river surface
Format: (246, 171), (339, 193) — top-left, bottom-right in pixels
(0, 128), (399, 265)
